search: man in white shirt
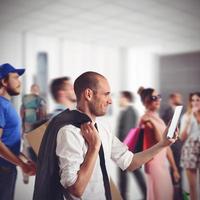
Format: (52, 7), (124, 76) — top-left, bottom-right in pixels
(55, 71), (178, 200)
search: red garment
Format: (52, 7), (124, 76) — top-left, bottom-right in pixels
(143, 126), (157, 150)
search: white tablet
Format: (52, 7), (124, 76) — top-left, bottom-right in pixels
(167, 105), (183, 138)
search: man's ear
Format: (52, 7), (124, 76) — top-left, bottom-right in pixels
(84, 88), (93, 101)
(1, 78), (8, 87)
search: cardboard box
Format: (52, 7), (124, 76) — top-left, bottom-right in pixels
(110, 179), (122, 200)
(25, 121), (49, 155)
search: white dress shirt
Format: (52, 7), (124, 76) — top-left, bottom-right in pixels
(56, 119), (133, 200)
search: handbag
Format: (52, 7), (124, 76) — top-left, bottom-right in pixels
(134, 128), (144, 153)
(123, 127), (144, 153)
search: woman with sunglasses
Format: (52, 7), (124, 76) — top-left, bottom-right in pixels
(138, 87), (180, 200)
(180, 92), (200, 200)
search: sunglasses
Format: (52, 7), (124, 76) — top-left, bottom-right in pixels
(150, 94), (162, 101)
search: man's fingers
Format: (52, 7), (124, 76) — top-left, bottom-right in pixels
(81, 122), (97, 131)
(81, 122), (94, 136)
(81, 122), (90, 129)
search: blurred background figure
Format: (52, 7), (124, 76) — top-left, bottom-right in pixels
(117, 91), (146, 200)
(21, 84), (47, 132)
(50, 76), (76, 116)
(180, 92), (200, 200)
(161, 92), (184, 200)
(20, 83), (47, 184)
(161, 92), (183, 126)
(137, 87), (180, 200)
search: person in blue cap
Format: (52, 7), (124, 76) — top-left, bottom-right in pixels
(0, 63), (36, 200)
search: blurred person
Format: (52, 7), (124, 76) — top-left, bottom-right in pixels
(33, 71), (179, 200)
(117, 91), (146, 200)
(161, 92), (184, 200)
(180, 92), (200, 200)
(0, 63), (36, 200)
(20, 83), (47, 183)
(50, 76), (76, 115)
(138, 86), (180, 200)
(161, 92), (183, 126)
(21, 83), (47, 132)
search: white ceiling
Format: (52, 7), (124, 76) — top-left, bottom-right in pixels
(0, 0), (200, 54)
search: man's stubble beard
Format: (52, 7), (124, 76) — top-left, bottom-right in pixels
(89, 103), (106, 117)
(7, 87), (20, 96)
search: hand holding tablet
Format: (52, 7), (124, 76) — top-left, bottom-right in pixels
(167, 105), (183, 138)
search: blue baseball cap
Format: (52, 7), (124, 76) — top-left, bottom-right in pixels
(0, 63), (25, 79)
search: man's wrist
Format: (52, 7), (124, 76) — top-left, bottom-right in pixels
(18, 160), (25, 168)
(18, 155), (26, 168)
(87, 144), (100, 153)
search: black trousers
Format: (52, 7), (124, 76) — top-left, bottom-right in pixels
(170, 140), (183, 200)
(0, 167), (17, 200)
(119, 168), (146, 200)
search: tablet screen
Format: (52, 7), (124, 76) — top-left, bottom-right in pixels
(167, 105), (183, 138)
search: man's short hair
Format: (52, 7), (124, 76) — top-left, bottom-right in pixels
(50, 77), (70, 101)
(121, 91), (134, 102)
(169, 92), (181, 99)
(74, 71), (104, 102)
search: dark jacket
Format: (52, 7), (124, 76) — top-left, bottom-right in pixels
(33, 109), (91, 200)
(117, 106), (138, 141)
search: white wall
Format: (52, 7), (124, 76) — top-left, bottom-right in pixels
(25, 34), (57, 89)
(25, 33), (61, 111)
(25, 34), (123, 113)
(0, 30), (24, 111)
(61, 40), (121, 93)
(0, 31), (23, 65)
(126, 48), (159, 116)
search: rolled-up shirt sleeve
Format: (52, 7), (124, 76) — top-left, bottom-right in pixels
(56, 125), (85, 188)
(111, 135), (134, 171)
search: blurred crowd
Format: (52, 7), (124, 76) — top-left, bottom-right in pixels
(0, 63), (199, 200)
(117, 89), (200, 200)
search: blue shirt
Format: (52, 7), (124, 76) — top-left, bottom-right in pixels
(0, 96), (21, 168)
